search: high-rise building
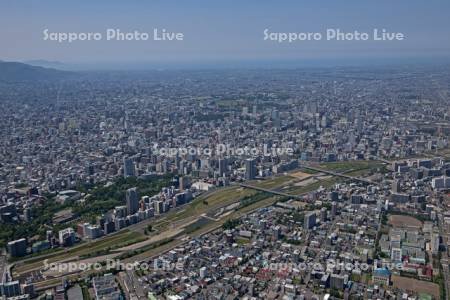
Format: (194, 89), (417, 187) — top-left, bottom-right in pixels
(391, 248), (402, 262)
(114, 218), (126, 231)
(199, 267), (207, 279)
(272, 225), (281, 240)
(321, 115), (329, 128)
(104, 221), (115, 235)
(77, 223), (89, 236)
(355, 116), (363, 132)
(218, 158), (228, 177)
(331, 202), (337, 219)
(392, 179), (401, 193)
(330, 274), (345, 290)
(1, 281), (20, 297)
(245, 158), (256, 180)
(320, 207), (327, 222)
(7, 239), (27, 257)
(85, 225), (103, 239)
(123, 157), (135, 178)
(431, 233), (440, 254)
(179, 176), (188, 191)
(24, 207), (32, 222)
(114, 206), (127, 218)
(271, 109), (280, 128)
(58, 228), (75, 246)
(304, 212), (316, 230)
(153, 200), (163, 215)
(126, 188), (139, 215)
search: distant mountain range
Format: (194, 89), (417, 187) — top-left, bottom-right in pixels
(0, 61), (73, 82)
(23, 59), (66, 69)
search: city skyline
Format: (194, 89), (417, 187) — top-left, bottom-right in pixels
(1, 2), (449, 299)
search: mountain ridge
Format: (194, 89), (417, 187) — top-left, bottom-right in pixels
(0, 61), (73, 82)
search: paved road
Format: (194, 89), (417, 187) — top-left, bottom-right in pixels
(239, 183), (305, 199)
(300, 164), (377, 185)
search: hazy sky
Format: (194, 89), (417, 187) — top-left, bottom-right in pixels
(1, 0), (449, 67)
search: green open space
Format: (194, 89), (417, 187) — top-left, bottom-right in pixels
(318, 160), (384, 172)
(251, 175), (294, 189)
(13, 229), (144, 275)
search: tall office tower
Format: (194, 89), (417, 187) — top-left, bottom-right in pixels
(58, 228), (75, 246)
(304, 212), (316, 230)
(123, 157), (136, 178)
(126, 187), (139, 215)
(245, 158), (257, 180)
(392, 179), (401, 193)
(391, 248), (402, 262)
(320, 207), (327, 222)
(308, 101), (317, 114)
(7, 239), (27, 257)
(431, 233), (440, 254)
(179, 176), (188, 191)
(355, 117), (363, 132)
(218, 158), (228, 177)
(331, 201), (337, 219)
(321, 115), (329, 128)
(154, 200), (164, 215)
(180, 160), (189, 175)
(271, 109), (280, 128)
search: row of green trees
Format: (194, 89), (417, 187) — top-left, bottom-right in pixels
(0, 174), (173, 249)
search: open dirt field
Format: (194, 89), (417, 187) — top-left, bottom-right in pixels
(391, 275), (440, 299)
(388, 215), (423, 229)
(289, 171), (312, 179)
